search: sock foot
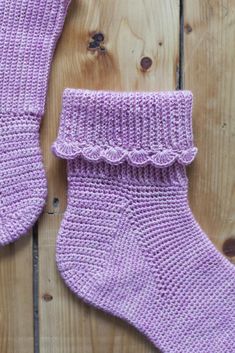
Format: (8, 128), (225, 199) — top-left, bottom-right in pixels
(0, 114), (47, 246)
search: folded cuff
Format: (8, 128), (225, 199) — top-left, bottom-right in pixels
(52, 88), (197, 168)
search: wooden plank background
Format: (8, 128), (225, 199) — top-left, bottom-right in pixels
(0, 0), (235, 352)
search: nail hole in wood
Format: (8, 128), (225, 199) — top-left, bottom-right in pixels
(53, 197), (59, 208)
(223, 238), (235, 257)
(92, 32), (104, 42)
(42, 293), (53, 302)
(140, 57), (152, 71)
(88, 32), (106, 53)
(99, 44), (106, 53)
(88, 41), (100, 50)
(185, 24), (193, 34)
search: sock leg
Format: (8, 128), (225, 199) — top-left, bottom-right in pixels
(0, 0), (70, 245)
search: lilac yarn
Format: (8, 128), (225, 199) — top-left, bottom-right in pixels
(0, 0), (70, 246)
(53, 89), (235, 353)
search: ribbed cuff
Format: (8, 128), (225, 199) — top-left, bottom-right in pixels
(52, 88), (197, 168)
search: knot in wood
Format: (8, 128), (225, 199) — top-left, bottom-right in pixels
(140, 57), (152, 71)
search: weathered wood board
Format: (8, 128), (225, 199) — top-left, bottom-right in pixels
(184, 0), (235, 261)
(0, 235), (33, 353)
(1, 0), (235, 352)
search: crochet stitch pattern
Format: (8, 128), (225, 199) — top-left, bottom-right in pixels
(0, 0), (70, 245)
(53, 89), (235, 353)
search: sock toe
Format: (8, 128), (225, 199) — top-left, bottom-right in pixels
(0, 120), (47, 246)
(0, 190), (47, 246)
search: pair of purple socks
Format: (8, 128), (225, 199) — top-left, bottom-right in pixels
(1, 1), (235, 352)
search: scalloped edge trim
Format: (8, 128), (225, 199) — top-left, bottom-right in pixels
(52, 141), (198, 168)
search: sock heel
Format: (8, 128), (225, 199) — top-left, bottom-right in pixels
(56, 177), (131, 297)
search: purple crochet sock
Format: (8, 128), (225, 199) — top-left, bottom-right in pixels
(0, 0), (70, 245)
(52, 89), (235, 353)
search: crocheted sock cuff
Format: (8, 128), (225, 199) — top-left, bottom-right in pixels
(67, 158), (188, 188)
(52, 88), (197, 167)
(0, 0), (70, 115)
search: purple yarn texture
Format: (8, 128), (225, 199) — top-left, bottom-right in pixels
(0, 0), (70, 246)
(53, 89), (197, 166)
(53, 89), (235, 353)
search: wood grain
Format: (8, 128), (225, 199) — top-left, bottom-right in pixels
(39, 0), (179, 352)
(184, 0), (235, 263)
(0, 236), (33, 353)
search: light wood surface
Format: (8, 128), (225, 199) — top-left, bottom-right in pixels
(0, 235), (33, 353)
(1, 0), (235, 352)
(184, 0), (235, 262)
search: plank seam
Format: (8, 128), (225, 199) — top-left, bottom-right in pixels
(179, 0), (184, 89)
(33, 222), (40, 353)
